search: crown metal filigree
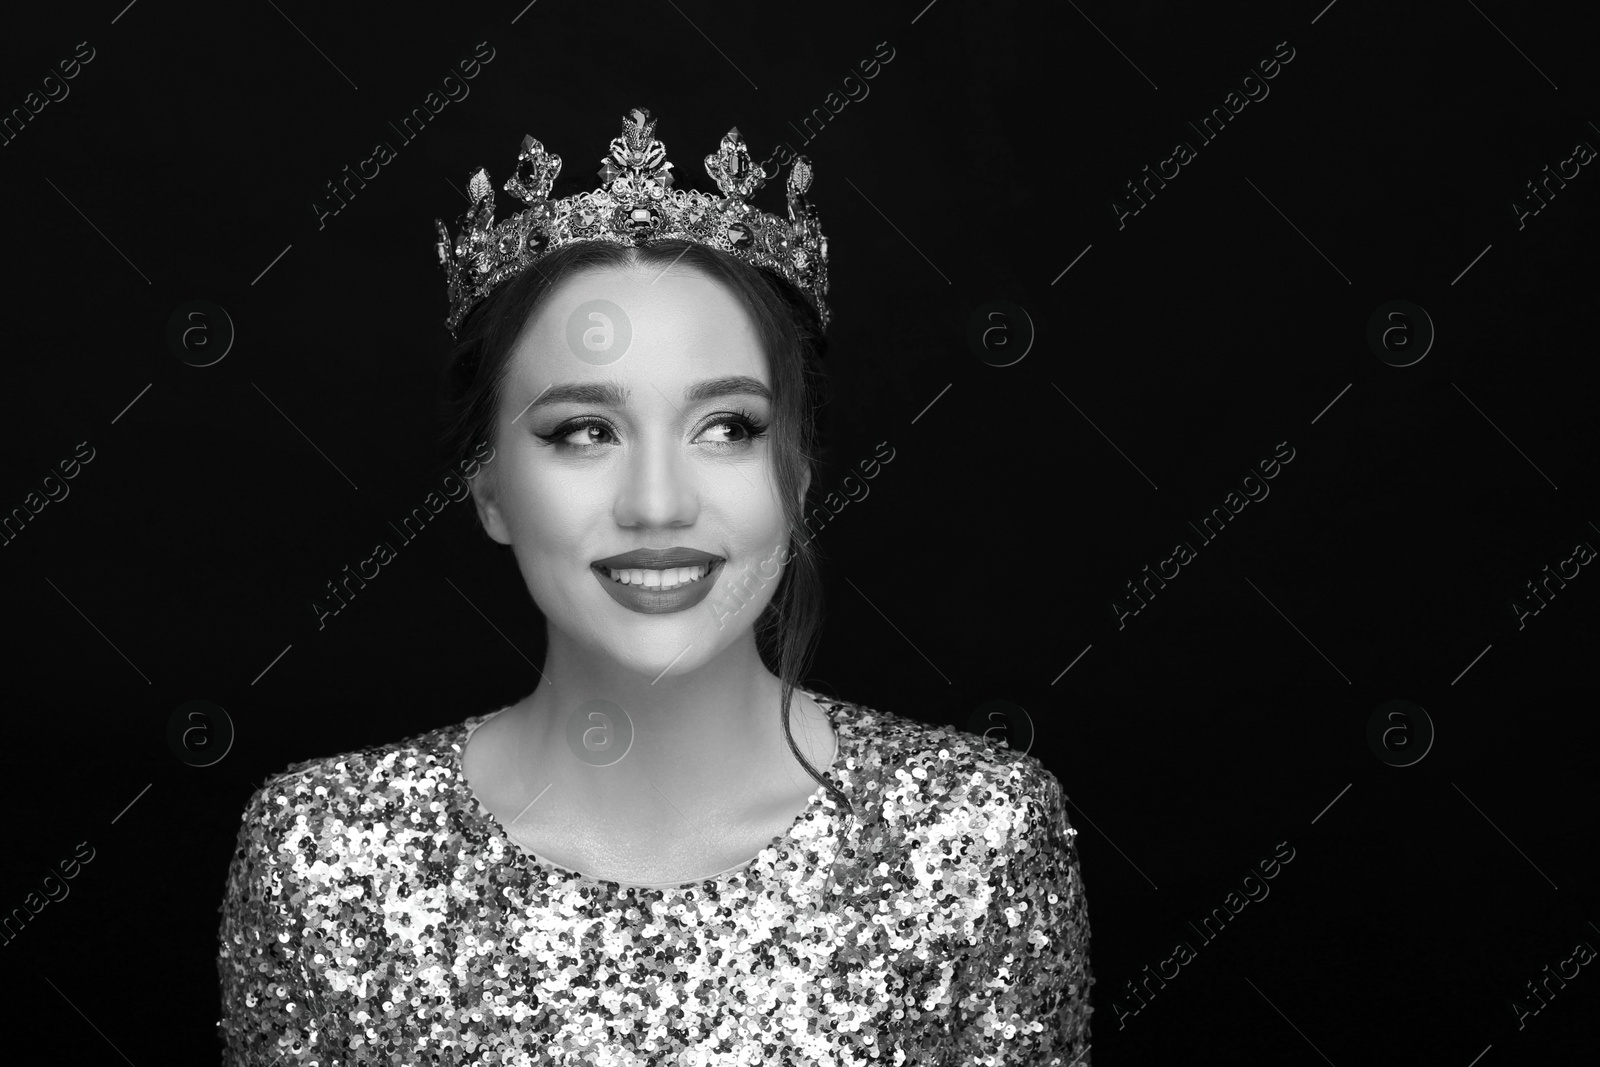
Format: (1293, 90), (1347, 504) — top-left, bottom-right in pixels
(434, 107), (831, 338)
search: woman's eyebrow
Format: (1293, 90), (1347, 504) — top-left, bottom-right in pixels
(684, 375), (771, 404)
(524, 375), (771, 415)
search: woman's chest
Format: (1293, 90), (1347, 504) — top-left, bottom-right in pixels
(502, 781), (816, 887)
(332, 888), (945, 1066)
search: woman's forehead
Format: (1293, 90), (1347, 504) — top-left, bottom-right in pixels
(508, 264), (768, 386)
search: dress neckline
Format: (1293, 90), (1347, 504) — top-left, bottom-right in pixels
(454, 687), (846, 893)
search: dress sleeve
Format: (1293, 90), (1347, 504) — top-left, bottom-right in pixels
(943, 764), (1095, 1066)
(216, 780), (339, 1065)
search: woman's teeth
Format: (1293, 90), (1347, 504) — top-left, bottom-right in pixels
(604, 563), (711, 591)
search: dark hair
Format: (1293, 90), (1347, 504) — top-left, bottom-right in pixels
(437, 238), (857, 823)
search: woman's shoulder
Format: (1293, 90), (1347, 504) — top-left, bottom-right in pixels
(813, 688), (1070, 835)
(820, 687), (1055, 773)
(232, 712), (489, 840)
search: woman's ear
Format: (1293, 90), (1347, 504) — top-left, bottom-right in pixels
(469, 460), (513, 545)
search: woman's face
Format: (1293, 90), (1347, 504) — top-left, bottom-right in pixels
(471, 262), (805, 677)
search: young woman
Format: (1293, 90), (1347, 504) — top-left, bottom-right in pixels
(218, 107), (1093, 1065)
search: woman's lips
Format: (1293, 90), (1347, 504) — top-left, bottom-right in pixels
(591, 547), (723, 571)
(590, 558), (725, 615)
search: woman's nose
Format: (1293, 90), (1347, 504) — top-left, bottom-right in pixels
(612, 434), (699, 528)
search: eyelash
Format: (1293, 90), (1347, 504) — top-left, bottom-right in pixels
(536, 410), (770, 452)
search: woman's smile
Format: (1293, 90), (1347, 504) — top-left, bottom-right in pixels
(588, 546), (729, 613)
(590, 557), (727, 614)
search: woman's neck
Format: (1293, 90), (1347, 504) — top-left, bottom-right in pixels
(512, 627), (822, 818)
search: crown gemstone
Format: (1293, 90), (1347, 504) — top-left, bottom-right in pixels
(726, 222), (752, 249)
(628, 206), (658, 236)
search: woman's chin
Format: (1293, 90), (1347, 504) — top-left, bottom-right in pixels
(580, 621), (723, 678)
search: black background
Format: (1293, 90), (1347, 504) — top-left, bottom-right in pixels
(2, 1), (1596, 1063)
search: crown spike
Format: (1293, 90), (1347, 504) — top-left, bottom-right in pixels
(621, 107), (656, 154)
(705, 127), (766, 201)
(466, 167), (494, 204)
(787, 156), (813, 200)
(504, 135), (561, 205)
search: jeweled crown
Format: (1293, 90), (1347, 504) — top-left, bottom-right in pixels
(434, 107), (831, 338)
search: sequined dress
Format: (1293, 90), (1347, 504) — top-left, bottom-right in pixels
(217, 689), (1094, 1065)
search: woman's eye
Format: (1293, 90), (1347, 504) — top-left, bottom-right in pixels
(699, 419), (752, 444)
(550, 421), (615, 448)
